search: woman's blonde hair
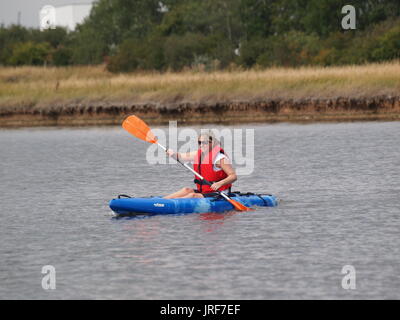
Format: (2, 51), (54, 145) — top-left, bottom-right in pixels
(198, 129), (220, 147)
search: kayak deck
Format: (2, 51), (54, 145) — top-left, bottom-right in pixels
(109, 193), (278, 217)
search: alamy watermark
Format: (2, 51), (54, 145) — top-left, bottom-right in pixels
(40, 5), (56, 31)
(41, 265), (56, 290)
(341, 5), (356, 30)
(341, 265), (356, 290)
(145, 121), (255, 175)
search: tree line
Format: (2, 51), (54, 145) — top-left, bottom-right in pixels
(0, 0), (399, 72)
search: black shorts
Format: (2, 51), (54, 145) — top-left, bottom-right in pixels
(194, 190), (220, 198)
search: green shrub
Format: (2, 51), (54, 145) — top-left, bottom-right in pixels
(107, 35), (166, 73)
(163, 33), (210, 71)
(52, 45), (73, 66)
(8, 41), (52, 66)
(371, 25), (400, 61)
(0, 25), (30, 65)
(254, 32), (321, 67)
(236, 37), (269, 67)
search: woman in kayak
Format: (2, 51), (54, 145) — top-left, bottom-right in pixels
(164, 131), (237, 199)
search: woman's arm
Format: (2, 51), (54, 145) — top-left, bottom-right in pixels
(166, 149), (197, 162)
(210, 158), (237, 191)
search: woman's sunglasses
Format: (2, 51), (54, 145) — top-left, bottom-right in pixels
(198, 140), (210, 145)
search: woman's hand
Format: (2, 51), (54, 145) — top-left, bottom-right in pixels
(166, 149), (175, 157)
(210, 181), (223, 191)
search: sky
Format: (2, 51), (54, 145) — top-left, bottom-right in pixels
(0, 0), (96, 28)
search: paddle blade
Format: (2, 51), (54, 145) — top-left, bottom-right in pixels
(227, 198), (254, 212)
(122, 115), (158, 144)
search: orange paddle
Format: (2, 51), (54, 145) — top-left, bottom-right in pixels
(122, 115), (158, 144)
(122, 115), (253, 212)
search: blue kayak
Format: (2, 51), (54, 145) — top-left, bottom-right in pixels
(109, 193), (278, 217)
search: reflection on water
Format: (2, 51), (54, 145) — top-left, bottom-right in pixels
(198, 211), (238, 233)
(1, 122), (400, 299)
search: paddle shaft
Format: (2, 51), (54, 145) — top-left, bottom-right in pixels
(157, 142), (232, 201)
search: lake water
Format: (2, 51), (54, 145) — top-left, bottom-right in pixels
(0, 121), (399, 299)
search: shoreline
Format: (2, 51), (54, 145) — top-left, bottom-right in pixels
(1, 96), (399, 128)
(1, 63), (400, 127)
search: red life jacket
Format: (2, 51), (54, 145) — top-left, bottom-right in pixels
(193, 145), (232, 193)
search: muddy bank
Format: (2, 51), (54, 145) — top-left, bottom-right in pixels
(1, 96), (399, 127)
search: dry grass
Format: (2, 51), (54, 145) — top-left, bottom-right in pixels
(0, 62), (399, 112)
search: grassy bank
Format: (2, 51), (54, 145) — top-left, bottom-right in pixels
(0, 62), (400, 126)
